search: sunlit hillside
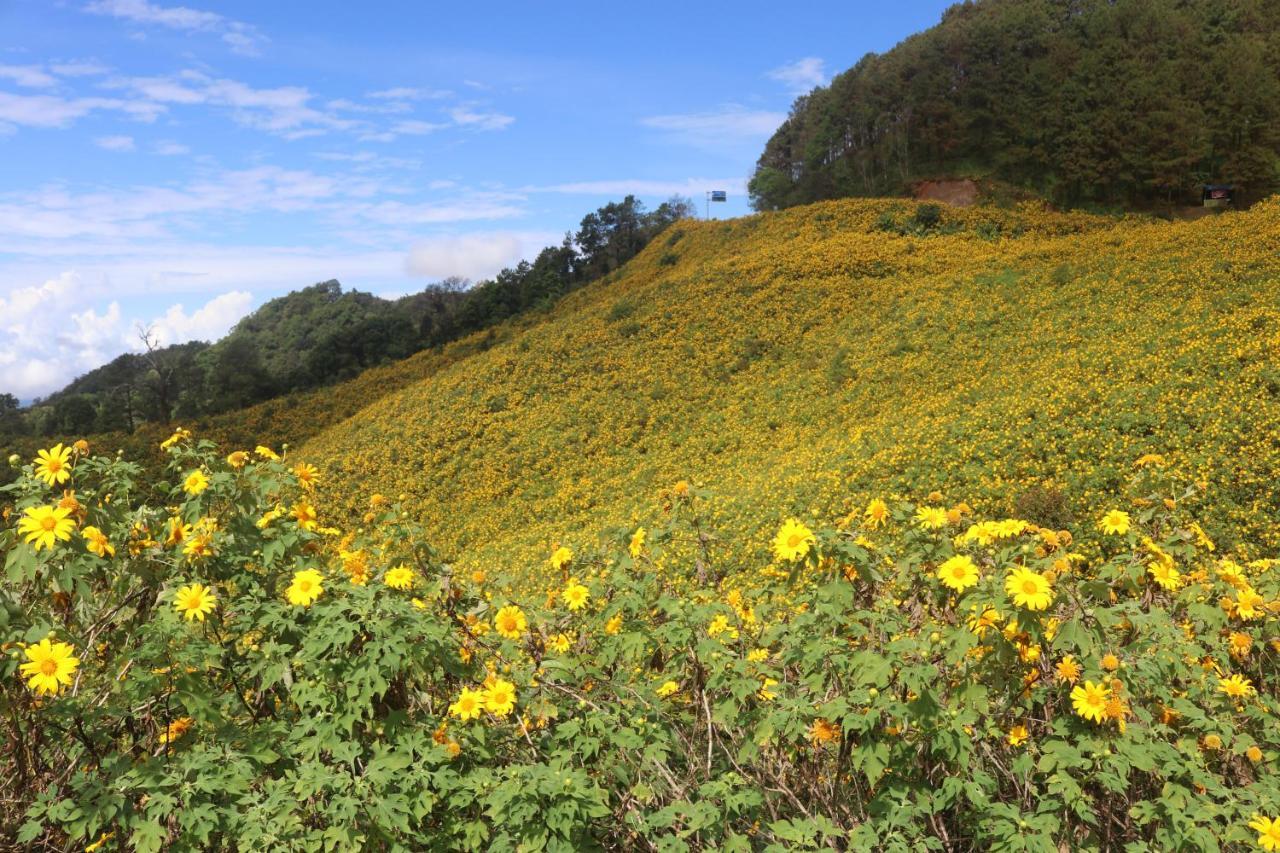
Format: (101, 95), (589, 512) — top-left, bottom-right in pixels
(295, 198), (1280, 581)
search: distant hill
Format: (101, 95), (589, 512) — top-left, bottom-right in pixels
(750, 0), (1280, 211)
(12, 194), (694, 437)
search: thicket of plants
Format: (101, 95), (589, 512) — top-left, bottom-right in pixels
(1, 436), (1276, 850)
(750, 0), (1280, 210)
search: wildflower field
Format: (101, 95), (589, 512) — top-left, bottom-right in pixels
(3, 198), (1280, 849)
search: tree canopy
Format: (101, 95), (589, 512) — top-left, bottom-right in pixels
(750, 0), (1280, 211)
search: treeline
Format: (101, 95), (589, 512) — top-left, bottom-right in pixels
(750, 0), (1280, 211)
(9, 195), (694, 437)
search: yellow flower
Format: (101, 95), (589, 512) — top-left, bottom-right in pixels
(182, 470), (209, 496)
(1148, 560), (1182, 591)
(292, 501), (318, 531)
(173, 583), (217, 622)
(1246, 746), (1264, 763)
(937, 555), (980, 592)
(182, 519), (217, 561)
(915, 506), (948, 530)
(160, 427), (190, 449)
(1236, 588), (1266, 620)
(1099, 510), (1130, 536)
(1228, 632), (1253, 659)
(286, 569), (324, 607)
(708, 613), (738, 639)
(561, 579), (590, 611)
(549, 545), (573, 570)
(773, 518), (815, 562)
(747, 647), (770, 663)
(165, 517), (192, 547)
(1007, 724), (1029, 747)
(758, 677), (779, 701)
(494, 605), (527, 639)
(1101, 653), (1120, 672)
(33, 443), (73, 486)
(1070, 680), (1110, 724)
(85, 832), (115, 852)
(158, 717), (193, 744)
(604, 613), (623, 635)
(226, 450), (249, 468)
(629, 527), (646, 558)
(864, 498), (889, 529)
(384, 565), (415, 590)
(809, 718), (841, 745)
(656, 680), (679, 698)
(1250, 816), (1280, 852)
(483, 678), (517, 716)
(19, 638), (80, 695)
(18, 505), (76, 551)
(1005, 568), (1053, 611)
(449, 687), (485, 721)
(1218, 674), (1255, 699)
(548, 632), (572, 653)
(1203, 734), (1222, 750)
(293, 462), (320, 488)
(255, 445), (279, 461)
(1055, 655), (1081, 684)
(81, 525), (115, 558)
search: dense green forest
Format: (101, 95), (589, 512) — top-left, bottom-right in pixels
(8, 195), (693, 437)
(750, 0), (1280, 211)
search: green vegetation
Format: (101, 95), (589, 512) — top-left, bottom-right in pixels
(750, 0), (1280, 211)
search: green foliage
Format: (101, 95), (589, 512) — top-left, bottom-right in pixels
(750, 0), (1280, 211)
(1, 443), (1277, 849)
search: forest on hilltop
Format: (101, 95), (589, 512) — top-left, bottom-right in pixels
(750, 0), (1280, 211)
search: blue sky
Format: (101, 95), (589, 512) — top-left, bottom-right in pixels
(0, 0), (953, 399)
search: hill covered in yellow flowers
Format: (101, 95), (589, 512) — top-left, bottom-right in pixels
(292, 197), (1280, 579)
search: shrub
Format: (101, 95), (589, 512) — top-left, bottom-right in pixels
(2, 438), (1277, 850)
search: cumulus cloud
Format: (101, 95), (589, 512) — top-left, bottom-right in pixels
(0, 271), (253, 399)
(766, 57), (827, 94)
(95, 134), (136, 151)
(405, 231), (559, 282)
(0, 91), (164, 129)
(448, 105), (514, 131)
(0, 64), (57, 88)
(531, 177), (747, 198)
(84, 0), (268, 55)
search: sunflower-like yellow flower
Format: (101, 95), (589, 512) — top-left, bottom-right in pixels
(33, 443), (73, 486)
(562, 579), (590, 611)
(1099, 510), (1130, 536)
(915, 506), (948, 530)
(773, 518), (815, 562)
(1070, 680), (1110, 724)
(182, 470), (209, 496)
(384, 564), (415, 590)
(1007, 724), (1029, 747)
(864, 498), (889, 529)
(286, 569), (324, 607)
(483, 678), (517, 716)
(493, 604), (527, 639)
(81, 525), (115, 558)
(1218, 673), (1255, 699)
(292, 501), (318, 531)
(1250, 816), (1280, 852)
(937, 555), (980, 592)
(449, 687), (485, 721)
(1005, 568), (1053, 611)
(629, 527), (646, 559)
(19, 638), (79, 695)
(1055, 655), (1081, 684)
(656, 680), (679, 698)
(174, 583), (217, 622)
(293, 462), (320, 489)
(18, 505), (76, 551)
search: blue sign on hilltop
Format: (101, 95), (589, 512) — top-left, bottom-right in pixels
(710, 190), (727, 202)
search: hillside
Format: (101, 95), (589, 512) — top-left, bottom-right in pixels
(750, 0), (1280, 211)
(285, 198), (1280, 583)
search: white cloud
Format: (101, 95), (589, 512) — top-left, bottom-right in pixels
(0, 91), (163, 128)
(146, 289), (254, 345)
(368, 87), (451, 101)
(350, 196), (525, 226)
(0, 271), (254, 399)
(391, 119), (447, 135)
(95, 134), (136, 151)
(448, 106), (514, 131)
(405, 230), (559, 281)
(153, 139), (189, 155)
(50, 60), (112, 77)
(766, 57), (827, 94)
(84, 0), (267, 55)
(640, 105), (785, 146)
(0, 64), (57, 88)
